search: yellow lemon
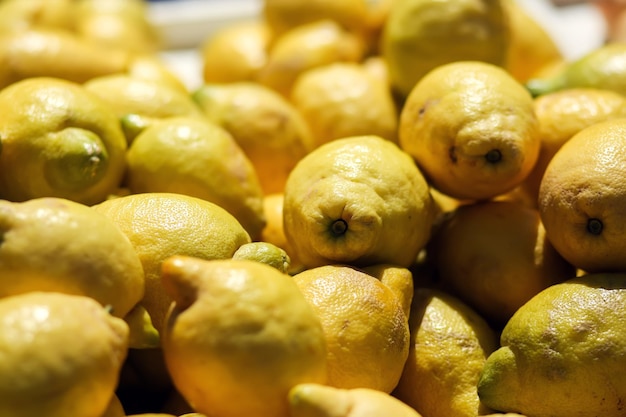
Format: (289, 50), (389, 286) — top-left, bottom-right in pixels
(399, 61), (540, 201)
(290, 62), (399, 148)
(392, 287), (499, 417)
(232, 241), (291, 273)
(126, 55), (190, 94)
(257, 19), (365, 97)
(292, 264), (411, 393)
(283, 135), (435, 269)
(520, 88), (626, 206)
(0, 197), (145, 318)
(428, 199), (575, 327)
(125, 116), (266, 240)
(161, 256), (328, 417)
(192, 81), (315, 194)
(478, 272), (626, 417)
(93, 192), (251, 334)
(503, 0), (564, 83)
(0, 76), (128, 205)
(288, 383), (423, 417)
(538, 118), (626, 272)
(381, 0), (510, 98)
(0, 292), (128, 417)
(0, 28), (131, 89)
(200, 20), (271, 84)
(84, 74), (204, 143)
(0, 0), (76, 34)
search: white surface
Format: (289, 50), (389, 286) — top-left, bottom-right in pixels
(150, 0), (608, 91)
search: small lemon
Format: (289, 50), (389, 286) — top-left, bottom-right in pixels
(0, 76), (128, 205)
(538, 118), (626, 272)
(257, 19), (365, 97)
(192, 81), (315, 194)
(288, 383), (423, 417)
(290, 62), (399, 148)
(292, 264), (411, 393)
(399, 61), (540, 201)
(478, 272), (626, 417)
(428, 200), (575, 326)
(0, 292), (128, 417)
(125, 116), (266, 240)
(93, 192), (252, 333)
(232, 241), (291, 273)
(381, 0), (510, 98)
(0, 197), (145, 318)
(392, 288), (499, 417)
(283, 135), (435, 269)
(161, 256), (328, 417)
(200, 19), (271, 84)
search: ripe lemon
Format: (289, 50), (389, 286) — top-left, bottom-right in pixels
(478, 272), (626, 417)
(232, 241), (291, 273)
(192, 81), (315, 194)
(290, 62), (399, 148)
(126, 55), (189, 94)
(519, 88), (626, 205)
(200, 20), (271, 84)
(392, 288), (498, 417)
(161, 256), (328, 417)
(538, 118), (626, 272)
(0, 292), (128, 417)
(257, 19), (365, 97)
(399, 61), (540, 201)
(292, 264), (411, 393)
(503, 0), (563, 83)
(381, 0), (510, 98)
(428, 200), (575, 326)
(125, 116), (266, 240)
(283, 135), (435, 269)
(0, 197), (145, 318)
(0, 76), (127, 205)
(0, 28), (131, 89)
(93, 192), (251, 334)
(84, 74), (204, 143)
(288, 383), (423, 417)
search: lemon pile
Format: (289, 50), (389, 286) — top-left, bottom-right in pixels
(1, 0), (626, 416)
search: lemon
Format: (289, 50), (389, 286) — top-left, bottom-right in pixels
(0, 77), (128, 205)
(192, 81), (315, 194)
(283, 135), (435, 269)
(503, 0), (563, 83)
(381, 0), (510, 98)
(93, 192), (251, 333)
(0, 28), (131, 89)
(290, 62), (399, 148)
(520, 88), (626, 205)
(161, 256), (328, 417)
(538, 118), (626, 272)
(478, 272), (626, 417)
(232, 241), (291, 273)
(125, 116), (266, 240)
(257, 19), (365, 97)
(428, 200), (575, 326)
(126, 55), (190, 94)
(0, 0), (76, 34)
(84, 74), (204, 143)
(526, 42), (626, 97)
(399, 61), (540, 201)
(200, 20), (271, 84)
(292, 264), (411, 393)
(288, 383), (423, 417)
(0, 292), (128, 417)
(392, 287), (498, 417)
(0, 197), (145, 318)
